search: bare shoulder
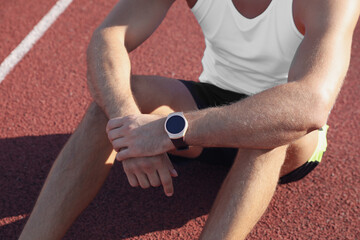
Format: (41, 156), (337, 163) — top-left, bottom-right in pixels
(295, 0), (360, 35)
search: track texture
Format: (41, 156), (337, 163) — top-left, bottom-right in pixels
(0, 0), (359, 239)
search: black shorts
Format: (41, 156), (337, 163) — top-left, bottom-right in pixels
(169, 80), (321, 184)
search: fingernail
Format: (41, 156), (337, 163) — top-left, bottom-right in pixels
(171, 169), (178, 177)
(166, 192), (173, 197)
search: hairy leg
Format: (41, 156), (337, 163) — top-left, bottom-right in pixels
(199, 146), (288, 240)
(19, 103), (115, 240)
(199, 130), (319, 240)
(19, 75), (198, 240)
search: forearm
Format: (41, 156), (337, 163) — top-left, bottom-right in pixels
(185, 81), (327, 149)
(184, 17), (355, 150)
(87, 28), (140, 118)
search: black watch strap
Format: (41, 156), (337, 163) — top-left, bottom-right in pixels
(171, 138), (189, 150)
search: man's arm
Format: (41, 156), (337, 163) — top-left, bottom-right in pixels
(87, 0), (175, 118)
(88, 0), (180, 196)
(184, 0), (360, 149)
(107, 0), (360, 161)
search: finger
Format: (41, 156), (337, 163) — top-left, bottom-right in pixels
(157, 168), (174, 197)
(107, 127), (125, 141)
(116, 148), (132, 161)
(112, 138), (127, 152)
(164, 154), (178, 177)
(106, 117), (124, 132)
(169, 168), (178, 178)
(124, 172), (139, 187)
(146, 171), (161, 187)
(135, 173), (151, 189)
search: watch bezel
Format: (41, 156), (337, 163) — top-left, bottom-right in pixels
(164, 112), (188, 139)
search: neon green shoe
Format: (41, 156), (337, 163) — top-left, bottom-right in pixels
(308, 124), (328, 163)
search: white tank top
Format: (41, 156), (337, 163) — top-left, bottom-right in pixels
(191, 0), (304, 95)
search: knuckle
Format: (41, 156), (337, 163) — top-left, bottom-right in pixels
(127, 125), (137, 136)
(128, 123), (135, 130)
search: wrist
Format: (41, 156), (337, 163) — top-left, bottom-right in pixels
(159, 117), (177, 152)
(182, 110), (205, 147)
(108, 100), (140, 119)
(164, 112), (189, 151)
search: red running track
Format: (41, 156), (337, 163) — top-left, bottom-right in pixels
(0, 0), (359, 239)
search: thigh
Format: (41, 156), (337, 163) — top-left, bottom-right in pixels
(130, 75), (198, 114)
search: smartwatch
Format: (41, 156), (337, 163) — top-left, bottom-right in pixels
(164, 112), (189, 150)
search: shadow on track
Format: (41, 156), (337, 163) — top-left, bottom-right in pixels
(0, 134), (230, 239)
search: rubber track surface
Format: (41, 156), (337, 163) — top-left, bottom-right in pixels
(0, 0), (359, 239)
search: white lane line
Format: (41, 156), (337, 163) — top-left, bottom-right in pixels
(0, 0), (73, 83)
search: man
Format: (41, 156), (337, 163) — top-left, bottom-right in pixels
(20, 0), (359, 239)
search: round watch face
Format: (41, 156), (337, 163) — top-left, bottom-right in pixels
(166, 115), (186, 134)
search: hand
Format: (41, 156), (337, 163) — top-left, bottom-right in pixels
(106, 114), (174, 161)
(122, 154), (178, 197)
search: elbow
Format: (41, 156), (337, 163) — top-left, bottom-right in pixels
(307, 90), (331, 131)
(86, 27), (126, 74)
(86, 28), (114, 67)
(86, 28), (112, 85)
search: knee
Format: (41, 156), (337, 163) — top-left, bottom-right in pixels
(235, 147), (288, 173)
(84, 102), (108, 125)
(86, 43), (99, 100)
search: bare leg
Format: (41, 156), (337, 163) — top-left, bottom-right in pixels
(199, 130), (319, 240)
(19, 102), (116, 240)
(19, 76), (199, 240)
(199, 146), (288, 240)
